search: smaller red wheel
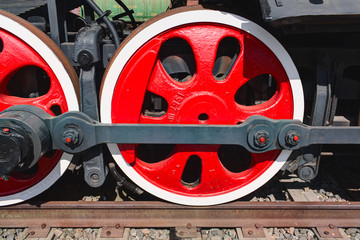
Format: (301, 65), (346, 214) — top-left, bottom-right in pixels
(0, 10), (79, 206)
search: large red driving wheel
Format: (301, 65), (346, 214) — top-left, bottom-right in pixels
(0, 10), (79, 206)
(101, 7), (304, 205)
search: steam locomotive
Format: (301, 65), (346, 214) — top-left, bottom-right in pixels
(0, 0), (359, 206)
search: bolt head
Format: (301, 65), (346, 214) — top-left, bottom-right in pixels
(285, 130), (301, 146)
(90, 172), (100, 183)
(62, 127), (82, 148)
(78, 50), (93, 67)
(0, 175), (9, 181)
(298, 166), (315, 181)
(1, 128), (10, 134)
(254, 130), (269, 148)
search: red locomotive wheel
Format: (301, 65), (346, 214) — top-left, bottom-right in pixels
(101, 7), (304, 205)
(0, 11), (79, 205)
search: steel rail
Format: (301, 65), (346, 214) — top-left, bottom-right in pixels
(1, 201), (360, 229)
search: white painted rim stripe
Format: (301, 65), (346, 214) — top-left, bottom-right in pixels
(0, 13), (79, 206)
(101, 9), (304, 205)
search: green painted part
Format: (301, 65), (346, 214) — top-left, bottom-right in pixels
(94, 0), (170, 22)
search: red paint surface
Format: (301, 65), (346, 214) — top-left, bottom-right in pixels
(111, 24), (294, 196)
(0, 28), (68, 196)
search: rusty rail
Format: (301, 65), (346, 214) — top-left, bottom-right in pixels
(0, 201), (359, 238)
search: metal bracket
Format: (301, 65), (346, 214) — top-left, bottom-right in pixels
(293, 56), (333, 180)
(317, 226), (342, 238)
(100, 226), (125, 238)
(174, 226), (200, 239)
(242, 227), (266, 238)
(74, 24), (106, 188)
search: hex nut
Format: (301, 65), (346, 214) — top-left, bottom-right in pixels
(254, 130), (270, 148)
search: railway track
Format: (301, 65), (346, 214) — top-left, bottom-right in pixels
(1, 201), (360, 239)
(2, 154), (358, 240)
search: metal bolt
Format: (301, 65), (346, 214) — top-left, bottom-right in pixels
(298, 166), (315, 181)
(285, 130), (301, 146)
(186, 223), (192, 229)
(329, 224), (335, 229)
(179, 231), (184, 236)
(62, 128), (81, 147)
(90, 172), (100, 183)
(303, 153), (313, 162)
(248, 230), (254, 235)
(0, 175), (9, 181)
(324, 231), (330, 235)
(115, 224), (121, 229)
(255, 223), (260, 228)
(254, 130), (270, 148)
(30, 231), (35, 236)
(41, 224), (46, 229)
(106, 231), (111, 236)
(78, 50), (93, 67)
(1, 128), (10, 134)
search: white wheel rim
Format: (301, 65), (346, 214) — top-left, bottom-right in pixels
(0, 12), (79, 206)
(101, 9), (304, 205)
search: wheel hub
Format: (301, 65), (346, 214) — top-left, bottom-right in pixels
(177, 93), (229, 124)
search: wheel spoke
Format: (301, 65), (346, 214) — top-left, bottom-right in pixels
(147, 61), (188, 103)
(234, 81), (294, 120)
(0, 30), (47, 83)
(160, 25), (225, 80)
(0, 96), (13, 112)
(136, 147), (188, 189)
(199, 149), (232, 191)
(110, 38), (162, 123)
(0, 70), (68, 114)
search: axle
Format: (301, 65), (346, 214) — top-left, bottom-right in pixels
(0, 105), (360, 178)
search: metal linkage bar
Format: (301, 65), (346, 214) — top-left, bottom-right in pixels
(0, 105), (360, 176)
(73, 24), (106, 188)
(51, 113), (360, 154)
(49, 111), (296, 154)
